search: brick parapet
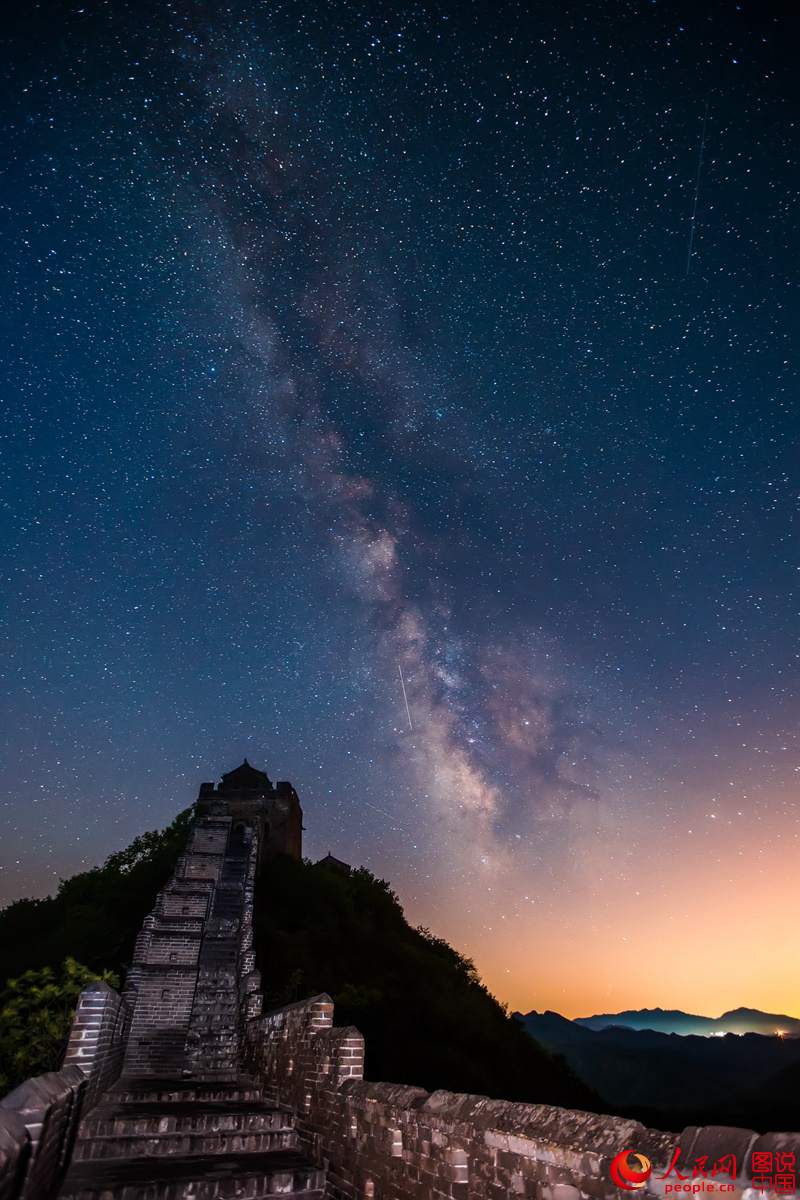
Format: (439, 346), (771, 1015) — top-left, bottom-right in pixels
(246, 994), (800, 1200)
(237, 833), (262, 1026)
(62, 982), (129, 1112)
(0, 1108), (28, 1200)
(5, 795), (798, 1198)
(0, 1067), (86, 1200)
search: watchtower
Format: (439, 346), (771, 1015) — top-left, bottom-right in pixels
(195, 759), (302, 868)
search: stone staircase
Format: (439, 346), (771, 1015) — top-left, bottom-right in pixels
(59, 1077), (325, 1198)
(56, 809), (327, 1198)
(186, 824), (250, 1079)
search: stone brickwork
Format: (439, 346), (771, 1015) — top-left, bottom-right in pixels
(244, 995), (800, 1200)
(184, 820), (261, 1077)
(0, 1067), (86, 1200)
(0, 983), (127, 1197)
(100, 792), (267, 1084)
(245, 996), (364, 1112)
(2, 764), (798, 1198)
(196, 759), (303, 869)
(0, 762), (324, 1199)
(121, 818), (229, 1077)
(0, 1107), (28, 1200)
(62, 983), (129, 1111)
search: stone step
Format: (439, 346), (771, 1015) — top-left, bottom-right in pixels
(60, 1149), (326, 1199)
(85, 1099), (293, 1123)
(197, 951), (238, 961)
(112, 1079), (265, 1104)
(196, 1062), (241, 1076)
(163, 1074), (248, 1086)
(81, 1100), (294, 1137)
(73, 1127), (296, 1160)
(153, 915), (205, 928)
(124, 1048), (192, 1074)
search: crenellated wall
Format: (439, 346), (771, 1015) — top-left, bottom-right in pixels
(243, 995), (675, 1200)
(244, 994), (800, 1200)
(0, 1068), (86, 1200)
(0, 980), (129, 1200)
(62, 982), (129, 1112)
(1, 790), (798, 1199)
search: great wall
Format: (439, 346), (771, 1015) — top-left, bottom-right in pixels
(0, 761), (797, 1199)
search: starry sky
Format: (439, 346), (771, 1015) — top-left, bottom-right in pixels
(2, 0), (798, 1019)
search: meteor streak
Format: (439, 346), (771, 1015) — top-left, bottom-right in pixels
(398, 663), (413, 731)
(685, 100), (710, 277)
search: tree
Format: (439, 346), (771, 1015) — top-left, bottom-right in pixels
(253, 855), (600, 1109)
(0, 958), (118, 1094)
(0, 808), (193, 989)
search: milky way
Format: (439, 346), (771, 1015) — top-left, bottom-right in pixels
(2, 0), (797, 1017)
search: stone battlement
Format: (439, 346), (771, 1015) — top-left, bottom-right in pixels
(0, 768), (797, 1198)
(249, 992), (800, 1200)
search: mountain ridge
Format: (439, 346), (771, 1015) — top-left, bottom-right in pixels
(568, 1005), (800, 1036)
(514, 1008), (800, 1131)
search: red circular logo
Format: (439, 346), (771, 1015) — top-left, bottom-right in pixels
(610, 1149), (652, 1191)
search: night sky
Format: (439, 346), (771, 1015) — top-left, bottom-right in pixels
(2, 0), (798, 1018)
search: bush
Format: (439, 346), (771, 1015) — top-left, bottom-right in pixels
(254, 855), (599, 1109)
(0, 809), (193, 989)
(0, 957), (118, 1093)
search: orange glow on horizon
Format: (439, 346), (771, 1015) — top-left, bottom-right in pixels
(401, 783), (800, 1022)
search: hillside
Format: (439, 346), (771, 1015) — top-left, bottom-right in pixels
(252, 855), (598, 1108)
(0, 816), (597, 1112)
(517, 1009), (800, 1131)
(0, 810), (193, 989)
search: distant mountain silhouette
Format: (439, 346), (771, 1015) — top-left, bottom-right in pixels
(515, 1009), (800, 1132)
(573, 1005), (800, 1036)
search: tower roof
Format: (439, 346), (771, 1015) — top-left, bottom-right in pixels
(316, 852), (352, 874)
(220, 759), (272, 792)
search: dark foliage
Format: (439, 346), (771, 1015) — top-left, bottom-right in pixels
(518, 1010), (800, 1133)
(253, 855), (599, 1110)
(0, 958), (118, 1093)
(0, 809), (193, 989)
(0, 817), (599, 1112)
